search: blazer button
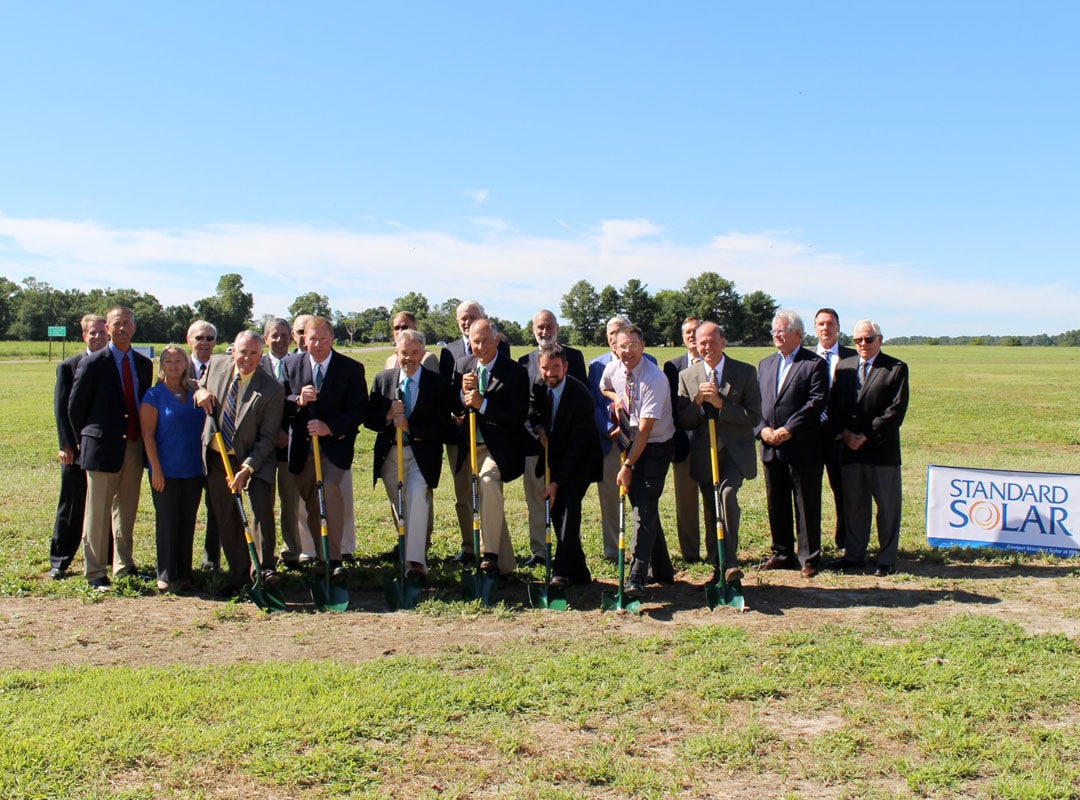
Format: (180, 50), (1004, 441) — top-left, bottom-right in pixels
(122, 434), (128, 440)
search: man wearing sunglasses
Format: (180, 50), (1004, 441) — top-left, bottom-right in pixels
(186, 320), (220, 570)
(383, 311), (439, 371)
(826, 320), (909, 577)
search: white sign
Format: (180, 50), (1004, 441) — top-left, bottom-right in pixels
(926, 464), (1080, 557)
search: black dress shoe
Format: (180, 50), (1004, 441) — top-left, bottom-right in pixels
(377, 546), (400, 563)
(88, 576), (112, 592)
(874, 564), (895, 577)
(759, 553), (799, 571)
(260, 569), (282, 586)
(479, 554), (500, 576)
(823, 557), (864, 572)
(682, 555), (702, 564)
(550, 575), (570, 587)
(331, 562), (347, 578)
(281, 558), (302, 571)
(451, 550), (475, 566)
(49, 567), (66, 580)
(624, 576), (646, 597)
(524, 555), (547, 567)
(342, 553), (355, 564)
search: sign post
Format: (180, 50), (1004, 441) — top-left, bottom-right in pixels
(47, 325), (67, 362)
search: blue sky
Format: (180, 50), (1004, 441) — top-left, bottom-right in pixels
(1, 1), (1077, 336)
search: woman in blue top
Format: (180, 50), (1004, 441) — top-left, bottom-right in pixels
(141, 345), (206, 592)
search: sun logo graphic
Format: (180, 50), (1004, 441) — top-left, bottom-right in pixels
(967, 501), (1002, 530)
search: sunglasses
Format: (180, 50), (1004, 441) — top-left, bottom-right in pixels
(853, 336), (879, 345)
(392, 325), (412, 331)
(193, 335), (215, 342)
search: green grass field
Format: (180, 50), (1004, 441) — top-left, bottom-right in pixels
(1, 344), (1078, 799)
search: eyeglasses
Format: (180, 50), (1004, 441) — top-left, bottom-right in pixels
(293, 330), (305, 336)
(771, 328), (793, 336)
(193, 335), (215, 342)
(853, 336), (879, 345)
(617, 342), (643, 353)
(392, 325), (412, 331)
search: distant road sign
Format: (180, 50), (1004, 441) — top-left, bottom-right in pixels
(48, 326), (67, 337)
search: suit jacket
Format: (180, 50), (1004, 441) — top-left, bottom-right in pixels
(452, 353), (530, 482)
(664, 353), (695, 462)
(528, 375), (603, 491)
(676, 357), (762, 484)
(827, 351), (909, 466)
(755, 347), (828, 464)
(518, 345), (588, 385)
(366, 366), (454, 489)
(199, 355), (285, 484)
(283, 350), (368, 474)
(55, 352), (87, 451)
(68, 345), (154, 472)
(439, 336), (511, 383)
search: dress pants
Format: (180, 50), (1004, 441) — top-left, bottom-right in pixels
(550, 482), (591, 583)
(822, 434), (847, 550)
(841, 463), (902, 566)
(379, 443), (433, 570)
(295, 453), (349, 562)
(276, 456), (311, 560)
(200, 481), (220, 567)
(595, 445), (622, 560)
(446, 443), (474, 553)
(207, 451), (276, 585)
(475, 444), (516, 574)
(763, 458), (823, 566)
(341, 468), (356, 556)
(697, 458), (746, 569)
(523, 454), (548, 559)
(83, 440), (143, 581)
(152, 475), (201, 585)
(672, 457), (701, 560)
(51, 462), (88, 571)
(628, 440), (673, 565)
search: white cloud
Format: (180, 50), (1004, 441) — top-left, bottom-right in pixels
(465, 189), (489, 205)
(0, 211), (1075, 335)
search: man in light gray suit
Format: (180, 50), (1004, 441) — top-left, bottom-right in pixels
(676, 321), (762, 583)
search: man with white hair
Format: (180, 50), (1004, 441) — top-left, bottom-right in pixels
(755, 309), (829, 578)
(826, 320), (909, 576)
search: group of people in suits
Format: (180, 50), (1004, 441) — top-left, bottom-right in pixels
(755, 308), (910, 578)
(49, 299), (909, 601)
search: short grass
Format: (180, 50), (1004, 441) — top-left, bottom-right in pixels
(2, 344), (1079, 799)
(1, 616), (1076, 798)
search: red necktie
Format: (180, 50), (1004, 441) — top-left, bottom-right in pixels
(122, 353), (140, 441)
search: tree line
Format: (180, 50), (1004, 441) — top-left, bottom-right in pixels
(5, 271), (1076, 347)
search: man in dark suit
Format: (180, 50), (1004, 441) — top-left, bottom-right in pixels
(755, 309), (829, 578)
(454, 318), (530, 576)
(676, 322), (761, 582)
(196, 331), (285, 592)
(826, 320), (910, 576)
(518, 309), (587, 567)
(68, 306), (154, 591)
(813, 307), (858, 552)
(49, 314), (109, 580)
(664, 316), (703, 562)
(260, 317), (306, 567)
(366, 329), (453, 579)
(283, 316), (367, 576)
(529, 344), (602, 585)
(186, 319), (220, 570)
(438, 300), (510, 563)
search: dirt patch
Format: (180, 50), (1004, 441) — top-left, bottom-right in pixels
(3, 561), (1077, 670)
